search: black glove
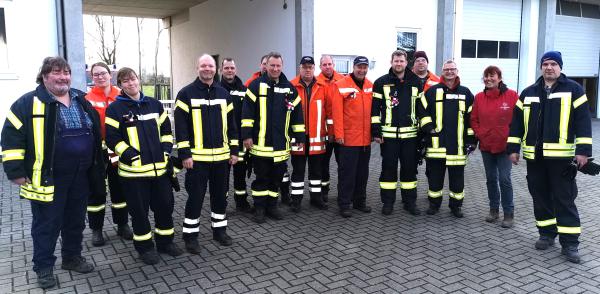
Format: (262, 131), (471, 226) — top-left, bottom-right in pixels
(167, 156), (182, 192)
(578, 157), (600, 176)
(246, 154), (253, 178)
(466, 144), (476, 155)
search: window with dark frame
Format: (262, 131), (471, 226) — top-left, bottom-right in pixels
(461, 39), (476, 58)
(560, 0), (582, 17)
(477, 40), (498, 58)
(499, 41), (519, 59)
(581, 3), (600, 19)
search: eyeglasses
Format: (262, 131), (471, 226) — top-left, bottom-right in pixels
(92, 71), (109, 78)
(443, 68), (457, 72)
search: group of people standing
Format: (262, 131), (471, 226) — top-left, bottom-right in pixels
(0, 48), (592, 289)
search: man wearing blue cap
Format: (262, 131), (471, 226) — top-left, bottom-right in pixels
(507, 51), (592, 263)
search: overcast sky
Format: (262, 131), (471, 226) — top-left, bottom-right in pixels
(83, 15), (171, 77)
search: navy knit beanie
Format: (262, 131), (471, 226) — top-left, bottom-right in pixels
(540, 51), (563, 69)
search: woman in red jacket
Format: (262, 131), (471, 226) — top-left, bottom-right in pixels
(471, 66), (518, 228)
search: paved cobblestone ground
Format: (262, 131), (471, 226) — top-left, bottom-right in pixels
(1, 121), (600, 294)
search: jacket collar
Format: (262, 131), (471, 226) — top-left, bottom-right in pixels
(259, 72), (290, 86)
(534, 73), (568, 90)
(116, 91), (148, 104)
(439, 76), (461, 90)
(91, 85), (120, 99)
(387, 67), (419, 83)
(219, 75), (244, 90)
(35, 84), (85, 104)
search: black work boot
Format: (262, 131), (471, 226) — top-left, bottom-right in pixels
(117, 224), (133, 240)
(61, 256), (94, 273)
(91, 229), (105, 247)
(139, 249), (160, 265)
(310, 194), (328, 210)
(485, 209), (500, 223)
(289, 196), (302, 213)
(535, 236), (555, 250)
(450, 207), (464, 218)
(352, 203), (372, 213)
(561, 245), (581, 264)
(266, 205), (284, 220)
(339, 207), (352, 218)
(213, 230), (233, 246)
(157, 243), (183, 256)
(381, 205), (393, 215)
(184, 239), (201, 255)
(403, 203), (421, 216)
(36, 268), (56, 289)
(426, 204), (440, 215)
(322, 187), (329, 203)
(235, 194), (252, 213)
(501, 212), (514, 228)
(253, 206), (266, 223)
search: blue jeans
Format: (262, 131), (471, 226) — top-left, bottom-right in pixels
(481, 151), (514, 213)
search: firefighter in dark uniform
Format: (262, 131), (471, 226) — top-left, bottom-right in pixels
(105, 67), (182, 265)
(419, 60), (476, 218)
(507, 51), (592, 264)
(219, 57), (252, 212)
(372, 50), (423, 216)
(1, 57), (105, 289)
(241, 51), (305, 223)
(175, 54), (239, 254)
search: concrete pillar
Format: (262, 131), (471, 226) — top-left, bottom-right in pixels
(436, 0), (456, 74)
(518, 0), (540, 92)
(295, 0), (314, 72)
(57, 0), (86, 91)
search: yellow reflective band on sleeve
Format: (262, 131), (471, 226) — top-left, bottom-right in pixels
(372, 92), (383, 99)
(371, 116), (381, 123)
(268, 190), (279, 197)
(246, 89), (257, 102)
(241, 119), (254, 127)
(2, 149), (25, 161)
(158, 111), (169, 125)
(111, 202), (127, 209)
(87, 204), (106, 212)
(292, 96), (301, 107)
(557, 226), (581, 234)
(420, 94), (428, 109)
(154, 228), (174, 235)
(428, 190), (443, 198)
(175, 100), (190, 113)
(575, 137), (592, 144)
(227, 103), (234, 113)
(126, 127), (140, 151)
(467, 128), (474, 136)
(6, 110), (23, 130)
(379, 182), (397, 190)
(536, 218), (557, 227)
(114, 141), (130, 156)
(515, 100), (523, 109)
(178, 140), (190, 148)
(400, 181), (417, 189)
(161, 134), (173, 143)
(449, 191), (464, 200)
(292, 124), (305, 132)
(507, 137), (521, 144)
(133, 232), (153, 241)
(230, 139), (239, 146)
(420, 116), (432, 126)
(105, 117), (120, 129)
(573, 94), (588, 109)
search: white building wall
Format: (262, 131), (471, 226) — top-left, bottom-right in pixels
(0, 0), (58, 126)
(458, 0), (522, 93)
(313, 0), (438, 81)
(169, 0), (296, 93)
(554, 15), (600, 78)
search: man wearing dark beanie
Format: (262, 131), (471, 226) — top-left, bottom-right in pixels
(412, 51), (440, 93)
(507, 50), (592, 263)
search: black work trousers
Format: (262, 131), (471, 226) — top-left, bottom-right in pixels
(425, 159), (464, 208)
(322, 142), (340, 195)
(182, 161), (229, 240)
(251, 156), (287, 208)
(379, 138), (418, 207)
(122, 175), (175, 254)
(291, 152), (323, 202)
(526, 159), (580, 246)
(88, 163), (129, 230)
(232, 158), (249, 204)
(337, 145), (370, 209)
